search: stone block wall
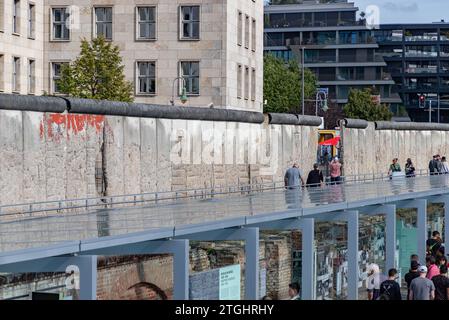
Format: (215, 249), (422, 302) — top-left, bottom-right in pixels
(342, 122), (449, 176)
(0, 110), (318, 206)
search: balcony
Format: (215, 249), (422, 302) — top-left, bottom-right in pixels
(403, 83), (438, 91)
(404, 51), (438, 58)
(404, 35), (438, 42)
(405, 67), (438, 74)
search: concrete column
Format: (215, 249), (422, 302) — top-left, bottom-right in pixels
(416, 199), (427, 263)
(347, 211), (359, 300)
(301, 218), (315, 300)
(244, 227), (260, 300)
(173, 239), (190, 300)
(79, 255), (97, 300)
(385, 205), (397, 271)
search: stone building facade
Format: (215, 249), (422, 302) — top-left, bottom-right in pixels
(1, 0), (263, 112)
(0, 0), (44, 95)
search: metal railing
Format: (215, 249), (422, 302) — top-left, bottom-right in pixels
(0, 169), (433, 219)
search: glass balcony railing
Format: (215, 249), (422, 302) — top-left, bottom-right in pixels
(405, 51), (438, 58)
(403, 83), (438, 90)
(405, 67), (438, 74)
(404, 35), (439, 42)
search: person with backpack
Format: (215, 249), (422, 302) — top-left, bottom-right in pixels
(379, 268), (402, 300)
(405, 158), (416, 177)
(432, 264), (449, 300)
(427, 231), (443, 257)
(306, 163), (324, 187)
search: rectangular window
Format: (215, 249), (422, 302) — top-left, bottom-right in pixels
(180, 61), (199, 95)
(137, 6), (156, 40)
(251, 18), (256, 51)
(237, 11), (242, 46)
(244, 66), (249, 100)
(52, 8), (70, 40)
(28, 3), (35, 38)
(0, 0), (4, 31)
(237, 64), (242, 99)
(95, 7), (113, 40)
(51, 62), (67, 94)
(13, 0), (20, 34)
(0, 55), (4, 91)
(245, 15), (249, 48)
(12, 57), (20, 92)
(28, 59), (35, 94)
(137, 61), (156, 94)
(180, 6), (199, 40)
(251, 68), (256, 101)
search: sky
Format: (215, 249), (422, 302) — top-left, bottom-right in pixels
(352, 0), (449, 24)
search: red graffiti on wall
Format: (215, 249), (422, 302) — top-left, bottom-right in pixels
(40, 113), (105, 140)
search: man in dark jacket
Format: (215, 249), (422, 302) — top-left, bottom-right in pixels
(306, 163), (323, 187)
(379, 268), (402, 300)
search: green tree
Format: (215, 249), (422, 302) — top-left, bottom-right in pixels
(263, 54), (317, 113)
(343, 88), (393, 121)
(58, 35), (133, 102)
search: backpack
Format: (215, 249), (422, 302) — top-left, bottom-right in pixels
(377, 283), (393, 300)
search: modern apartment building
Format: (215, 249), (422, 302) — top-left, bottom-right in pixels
(264, 0), (449, 121)
(373, 24), (449, 122)
(0, 1), (264, 112)
(264, 0), (401, 110)
(0, 0), (44, 95)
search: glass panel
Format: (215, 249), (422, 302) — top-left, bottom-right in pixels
(96, 8), (104, 22)
(183, 7), (190, 20)
(149, 24), (155, 39)
(105, 8), (112, 22)
(192, 22), (199, 38)
(192, 6), (199, 21)
(54, 9), (61, 22)
(105, 23), (112, 39)
(183, 23), (190, 38)
(139, 8), (148, 21)
(181, 62), (189, 77)
(191, 62), (199, 76)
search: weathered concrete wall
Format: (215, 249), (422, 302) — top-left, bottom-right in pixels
(0, 110), (318, 206)
(342, 122), (449, 176)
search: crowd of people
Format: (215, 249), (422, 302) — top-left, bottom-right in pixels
(284, 153), (449, 190)
(284, 158), (342, 189)
(366, 230), (449, 300)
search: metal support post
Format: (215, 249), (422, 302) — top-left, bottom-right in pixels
(0, 255), (97, 300)
(385, 205), (397, 271)
(300, 218), (315, 300)
(347, 211), (359, 300)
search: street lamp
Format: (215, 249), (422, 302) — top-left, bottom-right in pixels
(170, 77), (188, 106)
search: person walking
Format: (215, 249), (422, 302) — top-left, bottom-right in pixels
(379, 268), (402, 300)
(306, 163), (324, 187)
(426, 255), (440, 280)
(329, 157), (342, 185)
(366, 263), (384, 300)
(405, 158), (416, 177)
(409, 265), (435, 300)
(288, 282), (301, 300)
(427, 231), (443, 257)
(388, 158), (401, 177)
(284, 162), (305, 189)
(432, 264), (449, 300)
(441, 156), (449, 174)
(429, 155), (439, 175)
(404, 260), (420, 300)
(436, 155), (443, 174)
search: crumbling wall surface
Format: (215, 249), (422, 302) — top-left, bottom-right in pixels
(0, 110), (318, 206)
